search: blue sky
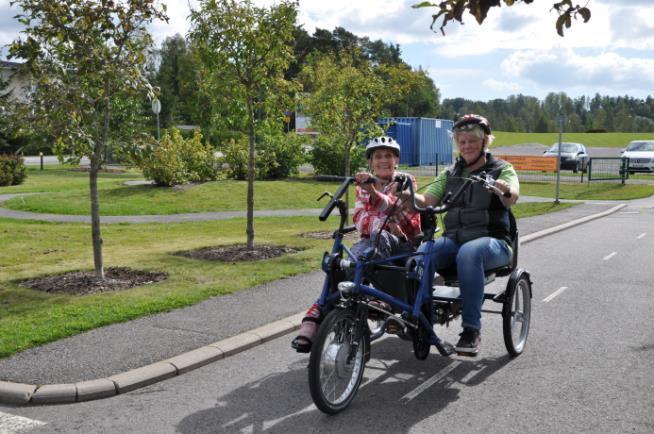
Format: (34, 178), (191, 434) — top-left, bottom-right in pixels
(2, 0), (653, 102)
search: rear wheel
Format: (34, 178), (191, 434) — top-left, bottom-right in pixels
(502, 273), (531, 356)
(309, 308), (366, 414)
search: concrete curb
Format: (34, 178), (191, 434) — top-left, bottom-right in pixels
(0, 206), (626, 406)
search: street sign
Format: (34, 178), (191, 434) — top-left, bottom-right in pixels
(151, 98), (161, 114)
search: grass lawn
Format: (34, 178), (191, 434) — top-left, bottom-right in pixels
(0, 201), (572, 358)
(0, 165), (143, 194)
(5, 175), (653, 215)
(492, 131), (654, 148)
(519, 182), (654, 200)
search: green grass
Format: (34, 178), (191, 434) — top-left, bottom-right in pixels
(520, 182), (654, 200)
(4, 178), (348, 215)
(6, 176), (652, 215)
(0, 165), (144, 194)
(492, 131), (654, 148)
(0, 200), (574, 358)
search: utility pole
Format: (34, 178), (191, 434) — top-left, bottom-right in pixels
(555, 113), (563, 204)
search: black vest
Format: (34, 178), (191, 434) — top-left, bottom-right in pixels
(442, 154), (512, 245)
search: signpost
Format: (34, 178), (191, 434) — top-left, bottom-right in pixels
(152, 98), (161, 141)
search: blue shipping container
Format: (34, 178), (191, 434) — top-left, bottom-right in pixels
(380, 117), (454, 166)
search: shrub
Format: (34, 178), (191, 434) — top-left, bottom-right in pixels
(221, 133), (307, 180)
(132, 128), (218, 186)
(257, 133), (306, 179)
(309, 135), (367, 176)
(0, 155), (27, 186)
(222, 137), (249, 180)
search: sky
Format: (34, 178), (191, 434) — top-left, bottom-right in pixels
(2, 0), (654, 103)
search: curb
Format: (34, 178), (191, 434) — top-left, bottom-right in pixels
(0, 204), (626, 406)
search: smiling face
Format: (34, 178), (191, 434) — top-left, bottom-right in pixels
(370, 148), (399, 180)
(456, 131), (486, 165)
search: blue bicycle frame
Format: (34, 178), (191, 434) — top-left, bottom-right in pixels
(314, 176), (459, 356)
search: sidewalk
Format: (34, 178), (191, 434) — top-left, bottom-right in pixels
(0, 201), (629, 405)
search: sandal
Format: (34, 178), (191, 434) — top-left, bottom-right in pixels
(291, 303), (322, 353)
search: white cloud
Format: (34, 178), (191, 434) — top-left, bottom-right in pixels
(482, 78), (520, 93)
(501, 47), (654, 95)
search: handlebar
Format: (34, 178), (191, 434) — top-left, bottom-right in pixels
(395, 171), (510, 215)
(319, 177), (354, 221)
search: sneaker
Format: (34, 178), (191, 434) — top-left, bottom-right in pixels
(455, 328), (481, 356)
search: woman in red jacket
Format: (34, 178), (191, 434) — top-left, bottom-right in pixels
(292, 136), (421, 353)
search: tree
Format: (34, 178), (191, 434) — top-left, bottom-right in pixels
(189, 0), (297, 250)
(301, 53), (388, 178)
(414, 0), (591, 37)
(9, 0), (167, 280)
(153, 34), (201, 128)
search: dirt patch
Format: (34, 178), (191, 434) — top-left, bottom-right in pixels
(20, 267), (168, 296)
(301, 230), (359, 241)
(177, 244), (301, 262)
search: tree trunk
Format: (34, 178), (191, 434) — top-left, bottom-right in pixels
(89, 87), (111, 281)
(246, 98), (255, 250)
(90, 153), (104, 281)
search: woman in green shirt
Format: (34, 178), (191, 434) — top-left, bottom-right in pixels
(400, 114), (519, 356)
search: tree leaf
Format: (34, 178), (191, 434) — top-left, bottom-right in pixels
(578, 7), (591, 23)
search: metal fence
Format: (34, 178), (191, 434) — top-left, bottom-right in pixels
(587, 157), (628, 184)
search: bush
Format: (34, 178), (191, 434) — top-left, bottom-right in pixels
(0, 155), (27, 186)
(258, 133), (306, 179)
(132, 128), (219, 186)
(222, 137), (249, 180)
(309, 136), (367, 176)
(222, 133), (306, 180)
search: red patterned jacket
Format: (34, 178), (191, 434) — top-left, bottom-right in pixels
(352, 171), (421, 241)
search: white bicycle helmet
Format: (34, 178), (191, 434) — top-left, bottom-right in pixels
(365, 136), (400, 159)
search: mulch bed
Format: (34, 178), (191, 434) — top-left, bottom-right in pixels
(300, 230), (359, 241)
(177, 244), (301, 262)
(20, 267), (168, 296)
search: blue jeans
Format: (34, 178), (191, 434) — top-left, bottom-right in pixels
(418, 236), (512, 331)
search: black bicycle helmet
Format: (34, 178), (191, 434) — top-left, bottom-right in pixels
(365, 136), (401, 159)
(452, 114), (491, 135)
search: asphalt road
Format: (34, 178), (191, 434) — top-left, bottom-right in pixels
(1, 200), (652, 433)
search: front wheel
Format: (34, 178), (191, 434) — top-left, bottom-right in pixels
(309, 308), (367, 414)
(502, 272), (531, 357)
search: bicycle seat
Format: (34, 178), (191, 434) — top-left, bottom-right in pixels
(436, 211), (519, 287)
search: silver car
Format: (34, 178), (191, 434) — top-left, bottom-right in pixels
(543, 142), (589, 173)
(621, 140), (654, 174)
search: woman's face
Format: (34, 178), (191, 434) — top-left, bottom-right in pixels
(457, 132), (485, 164)
(370, 148), (398, 180)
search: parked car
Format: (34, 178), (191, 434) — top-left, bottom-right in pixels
(543, 142), (589, 173)
(621, 140), (654, 174)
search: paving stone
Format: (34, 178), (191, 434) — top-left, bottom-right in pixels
(109, 362), (177, 394)
(31, 383), (77, 404)
(0, 381), (37, 405)
(164, 346), (224, 375)
(249, 316), (301, 343)
(75, 379), (117, 402)
(209, 333), (261, 358)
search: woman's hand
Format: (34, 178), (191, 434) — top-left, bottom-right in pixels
(493, 179), (518, 206)
(355, 172), (375, 194)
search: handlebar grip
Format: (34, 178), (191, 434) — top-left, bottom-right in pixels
(319, 177), (354, 221)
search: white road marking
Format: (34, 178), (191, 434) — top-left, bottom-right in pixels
(619, 211), (639, 215)
(637, 233), (646, 240)
(0, 411), (46, 434)
(603, 252), (617, 261)
(400, 361), (461, 403)
(543, 286), (568, 303)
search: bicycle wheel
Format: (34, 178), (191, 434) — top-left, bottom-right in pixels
(411, 323), (430, 360)
(309, 308), (367, 414)
(502, 273), (531, 356)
